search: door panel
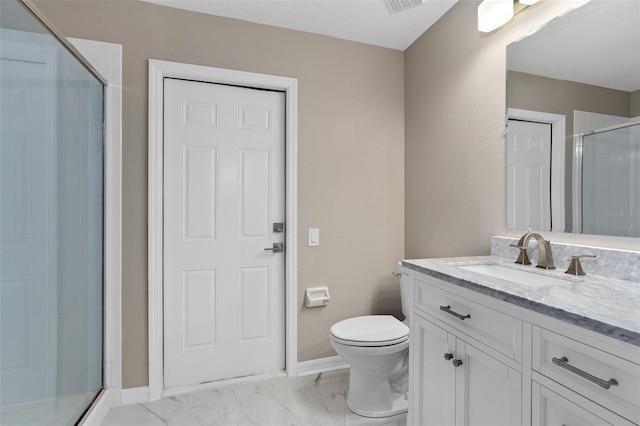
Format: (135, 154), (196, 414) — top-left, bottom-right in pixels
(239, 149), (270, 239)
(163, 78), (285, 388)
(181, 269), (217, 350)
(182, 146), (217, 241)
(506, 119), (552, 231)
(412, 315), (455, 426)
(456, 341), (522, 426)
(239, 266), (270, 343)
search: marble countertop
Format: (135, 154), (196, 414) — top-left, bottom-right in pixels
(402, 256), (640, 346)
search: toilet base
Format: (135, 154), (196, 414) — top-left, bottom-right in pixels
(346, 361), (409, 418)
(347, 391), (408, 418)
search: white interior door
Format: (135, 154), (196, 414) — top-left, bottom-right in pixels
(506, 119), (552, 231)
(163, 78), (285, 388)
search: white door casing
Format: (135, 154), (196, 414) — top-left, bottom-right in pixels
(163, 78), (285, 388)
(506, 119), (552, 232)
(148, 60), (298, 401)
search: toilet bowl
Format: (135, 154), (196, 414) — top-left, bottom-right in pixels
(330, 315), (410, 418)
(330, 267), (414, 418)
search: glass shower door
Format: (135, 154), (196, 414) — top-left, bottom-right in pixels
(581, 122), (640, 237)
(0, 0), (105, 424)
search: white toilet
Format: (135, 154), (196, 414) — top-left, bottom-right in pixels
(330, 272), (413, 418)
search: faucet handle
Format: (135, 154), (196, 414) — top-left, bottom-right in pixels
(565, 255), (597, 276)
(510, 244), (532, 266)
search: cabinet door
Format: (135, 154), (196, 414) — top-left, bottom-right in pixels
(455, 340), (522, 426)
(411, 314), (455, 426)
(532, 381), (635, 426)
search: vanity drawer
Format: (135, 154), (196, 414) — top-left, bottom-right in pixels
(533, 326), (640, 424)
(532, 375), (636, 426)
(415, 276), (522, 362)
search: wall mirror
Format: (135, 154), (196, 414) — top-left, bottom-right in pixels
(505, 0), (639, 238)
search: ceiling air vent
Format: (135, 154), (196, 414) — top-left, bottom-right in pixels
(384, 0), (425, 15)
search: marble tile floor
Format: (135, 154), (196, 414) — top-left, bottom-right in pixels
(102, 370), (407, 426)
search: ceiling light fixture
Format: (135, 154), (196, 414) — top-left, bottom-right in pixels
(478, 0), (514, 33)
(478, 0), (542, 33)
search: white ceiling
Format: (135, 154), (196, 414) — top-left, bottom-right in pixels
(138, 1), (639, 92)
(140, 0), (458, 51)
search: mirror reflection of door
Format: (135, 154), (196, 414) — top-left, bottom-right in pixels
(506, 119), (552, 231)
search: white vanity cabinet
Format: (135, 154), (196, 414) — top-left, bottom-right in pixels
(411, 313), (522, 426)
(409, 273), (522, 426)
(405, 265), (640, 426)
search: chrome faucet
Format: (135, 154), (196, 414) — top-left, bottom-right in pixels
(511, 232), (555, 270)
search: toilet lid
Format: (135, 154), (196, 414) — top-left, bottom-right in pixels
(330, 315), (409, 347)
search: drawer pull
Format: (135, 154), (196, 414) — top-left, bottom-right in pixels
(444, 353), (454, 361)
(551, 356), (619, 390)
(439, 305), (471, 321)
(452, 359), (463, 367)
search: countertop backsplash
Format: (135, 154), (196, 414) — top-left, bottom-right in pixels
(491, 236), (640, 282)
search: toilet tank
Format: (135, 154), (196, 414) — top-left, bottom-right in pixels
(399, 265), (414, 326)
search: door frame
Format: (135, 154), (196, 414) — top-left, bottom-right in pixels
(148, 59), (298, 401)
(507, 108), (566, 232)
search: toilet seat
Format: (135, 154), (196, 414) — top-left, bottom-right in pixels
(331, 334), (408, 347)
(330, 315), (409, 347)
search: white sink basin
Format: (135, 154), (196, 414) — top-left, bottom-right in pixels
(457, 263), (574, 287)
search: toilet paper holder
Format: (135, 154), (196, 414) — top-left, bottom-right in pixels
(304, 286), (330, 308)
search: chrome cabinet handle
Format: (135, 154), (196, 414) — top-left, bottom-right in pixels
(392, 272), (402, 278)
(444, 353), (454, 361)
(552, 356), (619, 390)
(452, 359), (463, 367)
(439, 305), (471, 321)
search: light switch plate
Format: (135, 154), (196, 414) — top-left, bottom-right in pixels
(308, 228), (320, 247)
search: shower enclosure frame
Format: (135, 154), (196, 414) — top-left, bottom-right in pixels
(16, 0), (106, 86)
(4, 1), (123, 423)
(572, 120), (640, 235)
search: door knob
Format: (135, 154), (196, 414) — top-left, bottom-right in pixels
(452, 359), (463, 368)
(264, 242), (284, 253)
(444, 353), (454, 361)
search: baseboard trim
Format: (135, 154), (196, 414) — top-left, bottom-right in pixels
(297, 356), (349, 377)
(109, 359), (348, 410)
(81, 388), (120, 426)
(120, 386), (150, 406)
